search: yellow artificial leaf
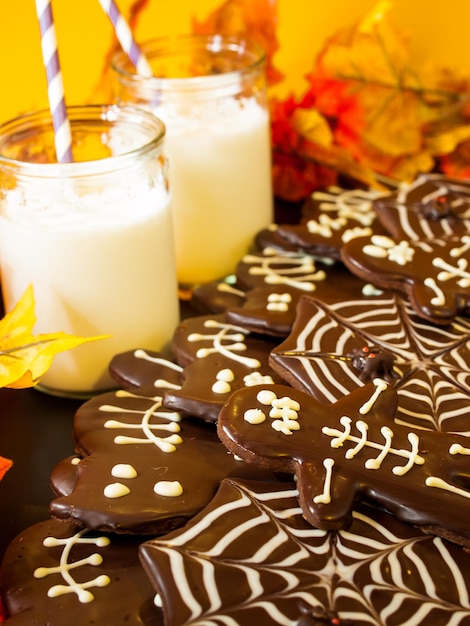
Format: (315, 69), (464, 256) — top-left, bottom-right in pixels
(292, 108), (334, 146)
(311, 0), (470, 181)
(425, 124), (470, 156)
(0, 285), (109, 389)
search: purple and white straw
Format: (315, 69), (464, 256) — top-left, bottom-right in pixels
(98, 0), (153, 76)
(35, 0), (73, 163)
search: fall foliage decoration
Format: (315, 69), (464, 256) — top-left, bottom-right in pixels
(0, 285), (108, 390)
(0, 285), (108, 483)
(98, 0), (470, 199)
(270, 1), (470, 199)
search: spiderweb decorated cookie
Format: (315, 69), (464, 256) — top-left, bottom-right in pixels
(374, 173), (470, 240)
(270, 292), (470, 434)
(140, 478), (470, 626)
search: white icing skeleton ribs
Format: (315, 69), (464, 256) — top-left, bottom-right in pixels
(217, 380), (470, 545)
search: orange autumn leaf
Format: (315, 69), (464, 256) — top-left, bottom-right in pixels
(192, 0), (283, 86)
(0, 285), (108, 389)
(310, 0), (470, 181)
(0, 456), (12, 480)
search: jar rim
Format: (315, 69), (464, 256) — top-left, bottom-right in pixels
(0, 104), (166, 177)
(111, 33), (267, 93)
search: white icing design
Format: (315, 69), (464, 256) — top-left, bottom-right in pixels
(102, 396), (183, 452)
(362, 283), (383, 296)
(341, 226), (372, 243)
(256, 389), (277, 405)
(217, 282), (246, 297)
(313, 458), (334, 504)
(322, 419), (424, 475)
(111, 463), (137, 479)
(273, 294), (470, 435)
(433, 255), (470, 288)
(359, 378), (389, 414)
(34, 531), (111, 603)
(307, 214), (346, 237)
(143, 480), (470, 624)
(242, 248), (325, 291)
(212, 368), (235, 394)
(363, 236), (415, 266)
(312, 186), (385, 224)
(424, 277), (446, 306)
(266, 292), (292, 312)
(450, 444), (470, 455)
(154, 480), (183, 497)
(268, 393), (300, 435)
(425, 476), (470, 500)
(244, 408), (266, 424)
(450, 235), (470, 258)
(103, 483), (131, 498)
(188, 320), (261, 368)
(134, 349), (183, 373)
(248, 390), (301, 434)
(243, 371), (274, 387)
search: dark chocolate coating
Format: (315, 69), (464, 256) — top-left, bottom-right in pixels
(217, 383), (470, 546)
(1, 519), (163, 625)
(341, 234), (470, 323)
(140, 478), (470, 625)
(270, 292), (470, 435)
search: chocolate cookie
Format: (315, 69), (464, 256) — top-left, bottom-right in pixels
(217, 382), (470, 547)
(161, 316), (283, 420)
(270, 293), (470, 434)
(225, 262), (376, 337)
(374, 173), (470, 240)
(275, 185), (390, 260)
(341, 233), (470, 324)
(140, 477), (470, 625)
(190, 277), (247, 315)
(234, 247), (332, 292)
(0, 519), (162, 625)
(50, 359), (277, 534)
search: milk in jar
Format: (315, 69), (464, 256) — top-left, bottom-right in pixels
(0, 105), (179, 397)
(112, 34), (274, 290)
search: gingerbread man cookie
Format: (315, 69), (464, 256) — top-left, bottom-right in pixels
(341, 233), (470, 323)
(217, 381), (470, 547)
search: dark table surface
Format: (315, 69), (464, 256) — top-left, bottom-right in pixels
(0, 387), (81, 561)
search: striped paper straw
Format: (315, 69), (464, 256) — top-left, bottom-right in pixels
(98, 0), (153, 76)
(35, 0), (73, 163)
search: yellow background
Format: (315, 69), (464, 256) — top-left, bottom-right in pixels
(1, 0), (469, 124)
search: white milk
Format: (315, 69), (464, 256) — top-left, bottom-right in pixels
(0, 180), (179, 396)
(154, 98), (273, 286)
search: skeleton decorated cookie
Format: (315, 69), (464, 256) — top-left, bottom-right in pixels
(270, 292), (470, 434)
(50, 350), (279, 534)
(274, 185), (390, 261)
(0, 519), (163, 626)
(217, 381), (470, 547)
(341, 233), (470, 324)
(162, 314), (283, 420)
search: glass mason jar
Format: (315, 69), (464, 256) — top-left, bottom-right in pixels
(111, 34), (274, 293)
(0, 104), (179, 398)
